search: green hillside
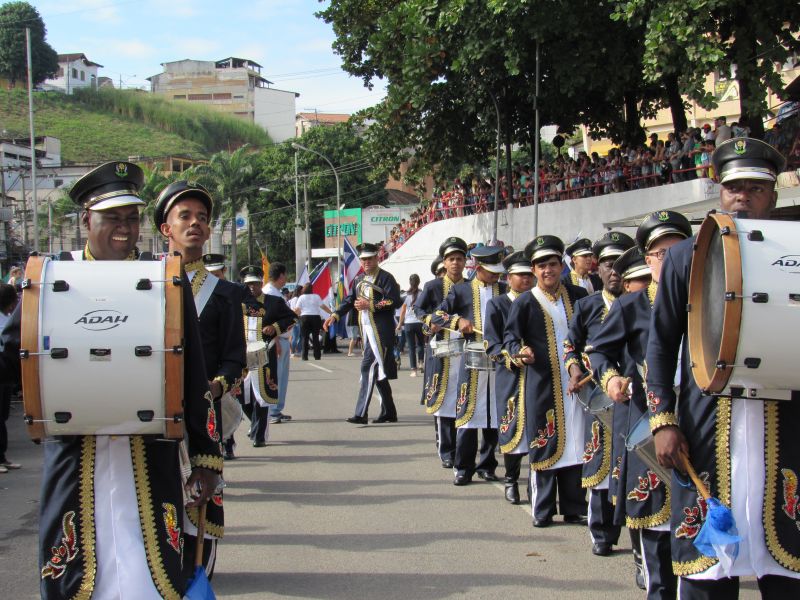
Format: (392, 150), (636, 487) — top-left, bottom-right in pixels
(0, 89), (203, 162)
(0, 88), (272, 163)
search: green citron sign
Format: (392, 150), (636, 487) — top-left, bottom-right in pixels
(369, 215), (400, 223)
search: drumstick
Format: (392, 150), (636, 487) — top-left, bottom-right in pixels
(680, 452), (711, 501)
(443, 326), (483, 336)
(577, 372), (594, 387)
(195, 503), (207, 568)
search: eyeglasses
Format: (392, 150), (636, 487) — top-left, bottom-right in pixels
(646, 248), (668, 261)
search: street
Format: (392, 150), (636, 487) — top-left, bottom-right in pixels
(0, 349), (760, 599)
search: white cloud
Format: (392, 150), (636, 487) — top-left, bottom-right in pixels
(170, 38), (222, 58)
(104, 39), (159, 60)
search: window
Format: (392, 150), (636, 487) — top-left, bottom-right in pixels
(72, 68), (78, 78)
(173, 95), (186, 100)
(80, 71), (85, 81)
(212, 93), (231, 100)
(56, 67), (63, 77)
(188, 93), (212, 101)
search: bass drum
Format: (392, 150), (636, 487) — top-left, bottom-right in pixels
(688, 213), (800, 400)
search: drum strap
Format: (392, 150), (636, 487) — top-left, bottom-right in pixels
(190, 270), (219, 317)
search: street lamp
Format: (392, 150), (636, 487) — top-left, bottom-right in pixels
(291, 142), (341, 280)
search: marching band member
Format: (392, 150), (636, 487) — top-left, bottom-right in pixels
(239, 266), (297, 447)
(324, 243), (402, 424)
(484, 250), (534, 503)
(203, 253), (228, 280)
(647, 139), (800, 598)
(413, 238), (467, 468)
(563, 231), (634, 556)
(563, 237), (602, 293)
(589, 211), (692, 600)
(155, 181), (248, 574)
(263, 262), (295, 425)
(0, 162), (222, 599)
(504, 235), (589, 527)
(434, 246), (507, 486)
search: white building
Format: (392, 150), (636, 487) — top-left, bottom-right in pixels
(148, 57), (298, 143)
(41, 53), (103, 94)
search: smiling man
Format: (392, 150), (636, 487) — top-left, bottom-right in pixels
(155, 180), (247, 577)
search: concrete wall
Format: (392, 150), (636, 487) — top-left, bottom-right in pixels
(254, 87), (296, 142)
(381, 179), (717, 285)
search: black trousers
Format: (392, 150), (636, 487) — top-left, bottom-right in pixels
(678, 575), (800, 600)
(0, 384), (11, 462)
(436, 416), (456, 462)
(454, 427), (498, 477)
(300, 314), (322, 360)
(640, 529), (677, 600)
(532, 464), (587, 521)
(404, 323), (425, 370)
(588, 488), (621, 545)
(250, 402), (270, 443)
(503, 452), (523, 483)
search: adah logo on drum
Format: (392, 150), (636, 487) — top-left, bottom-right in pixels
(772, 255), (800, 274)
(75, 309), (129, 331)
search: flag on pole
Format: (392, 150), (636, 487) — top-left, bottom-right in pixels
(342, 237), (362, 295)
(311, 260), (332, 300)
(296, 264), (309, 287)
(260, 249), (270, 285)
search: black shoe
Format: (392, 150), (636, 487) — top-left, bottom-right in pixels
(253, 441), (266, 448)
(476, 470), (499, 482)
(371, 415), (398, 423)
(441, 460), (454, 469)
(346, 416), (368, 424)
(224, 451), (236, 460)
(533, 517), (553, 528)
(453, 475), (472, 486)
(504, 483), (521, 504)
(563, 514), (588, 525)
(592, 542), (612, 556)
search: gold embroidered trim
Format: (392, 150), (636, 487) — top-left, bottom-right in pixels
(564, 357), (582, 373)
(649, 412), (679, 432)
(500, 368), (526, 454)
(73, 436), (97, 599)
(764, 401), (800, 571)
(184, 258), (204, 273)
(272, 322), (282, 336)
(647, 280), (658, 307)
(530, 299), (566, 470)
(190, 454), (224, 473)
(538, 282), (562, 304)
(190, 267), (209, 298)
(582, 423), (612, 488)
(185, 506), (224, 539)
(83, 243), (136, 262)
(212, 375), (229, 395)
(716, 398), (732, 507)
(599, 368), (621, 395)
(130, 437), (181, 600)
(626, 483), (671, 529)
(455, 278), (490, 427)
(427, 277), (456, 414)
(672, 555), (718, 577)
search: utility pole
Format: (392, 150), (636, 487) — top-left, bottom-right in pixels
(303, 177), (311, 271)
(294, 151), (303, 278)
(0, 160), (7, 268)
(26, 28), (39, 253)
(20, 175), (28, 248)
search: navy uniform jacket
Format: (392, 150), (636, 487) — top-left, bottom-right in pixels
(413, 275), (463, 411)
(334, 268), (401, 379)
(646, 238), (800, 575)
(588, 282), (669, 530)
(1, 269), (222, 600)
(484, 290), (524, 452)
(434, 278), (507, 426)
(564, 290), (619, 489)
(243, 293), (298, 401)
(504, 284), (587, 470)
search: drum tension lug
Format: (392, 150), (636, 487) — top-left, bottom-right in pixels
(23, 414), (33, 424)
(54, 412), (72, 424)
(715, 360), (730, 370)
(137, 410), (155, 422)
(744, 357), (761, 369)
(752, 292), (769, 303)
(136, 278), (153, 290)
(747, 230), (763, 242)
(729, 387), (745, 398)
(724, 292), (737, 301)
(720, 226), (731, 236)
(172, 345), (183, 355)
(19, 349), (29, 359)
(172, 276), (181, 286)
(50, 348), (68, 359)
(172, 413), (184, 424)
(135, 346), (153, 357)
(52, 280), (69, 292)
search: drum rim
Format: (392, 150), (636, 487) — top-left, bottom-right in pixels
(688, 212), (743, 393)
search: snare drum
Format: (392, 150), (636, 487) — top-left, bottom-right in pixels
(430, 337), (465, 358)
(20, 256), (184, 440)
(625, 414), (671, 486)
(575, 385), (615, 430)
(220, 392), (243, 440)
(464, 341), (491, 371)
(689, 213), (800, 400)
(246, 340), (268, 371)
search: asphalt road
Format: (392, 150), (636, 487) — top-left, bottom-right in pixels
(0, 348), (761, 598)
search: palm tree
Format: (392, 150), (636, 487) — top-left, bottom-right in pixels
(49, 192), (79, 252)
(139, 164), (172, 237)
(191, 146), (260, 274)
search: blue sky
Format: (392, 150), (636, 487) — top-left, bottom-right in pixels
(29, 0), (387, 114)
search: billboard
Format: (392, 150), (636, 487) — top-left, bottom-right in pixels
(323, 208), (362, 248)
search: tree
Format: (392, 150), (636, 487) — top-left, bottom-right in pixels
(252, 122), (387, 275)
(139, 164), (174, 240)
(0, 2), (58, 88)
(190, 146), (260, 274)
(613, 0), (800, 138)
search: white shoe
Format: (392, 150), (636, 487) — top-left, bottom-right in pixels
(0, 460), (20, 470)
(409, 371), (417, 377)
